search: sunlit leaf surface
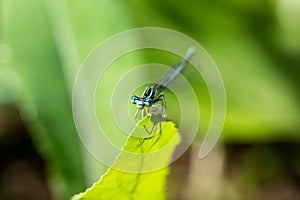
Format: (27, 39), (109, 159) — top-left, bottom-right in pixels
(72, 116), (181, 200)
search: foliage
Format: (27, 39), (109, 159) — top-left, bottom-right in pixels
(72, 116), (181, 200)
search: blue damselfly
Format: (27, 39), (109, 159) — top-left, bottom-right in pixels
(131, 47), (195, 121)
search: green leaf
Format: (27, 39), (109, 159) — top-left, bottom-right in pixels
(72, 116), (181, 200)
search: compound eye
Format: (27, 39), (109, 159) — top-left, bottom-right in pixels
(144, 98), (153, 106)
(131, 95), (138, 104)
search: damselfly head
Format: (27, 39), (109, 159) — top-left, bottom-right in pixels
(131, 95), (145, 109)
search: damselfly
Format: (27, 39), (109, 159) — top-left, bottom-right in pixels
(131, 47), (195, 121)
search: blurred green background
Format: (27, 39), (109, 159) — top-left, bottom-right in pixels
(1, 0), (300, 199)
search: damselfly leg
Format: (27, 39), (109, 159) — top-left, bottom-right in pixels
(143, 103), (167, 136)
